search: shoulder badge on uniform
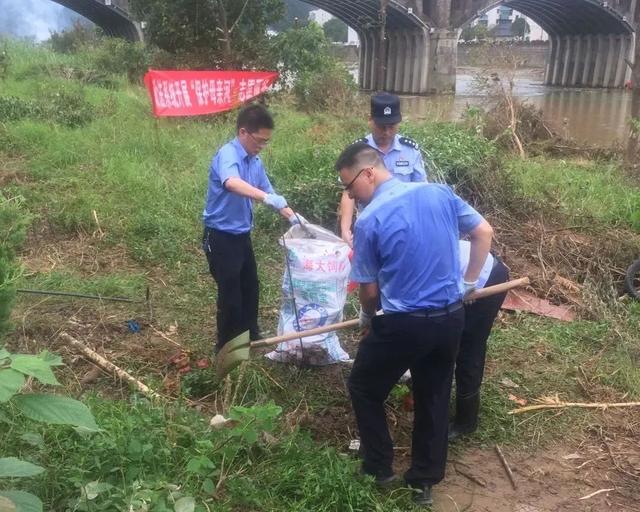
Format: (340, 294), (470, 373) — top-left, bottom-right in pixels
(352, 137), (368, 145)
(399, 136), (419, 150)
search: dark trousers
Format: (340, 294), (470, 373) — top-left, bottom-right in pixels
(203, 227), (260, 350)
(455, 259), (510, 399)
(348, 308), (465, 487)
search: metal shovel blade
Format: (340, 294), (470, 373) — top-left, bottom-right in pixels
(215, 330), (251, 378)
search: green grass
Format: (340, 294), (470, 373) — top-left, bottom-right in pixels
(3, 39), (640, 511)
(504, 157), (640, 231)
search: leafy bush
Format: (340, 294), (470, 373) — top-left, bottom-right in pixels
(91, 39), (150, 84)
(48, 20), (101, 54)
(406, 122), (497, 184)
(0, 348), (98, 511)
(43, 86), (95, 127)
(270, 22), (334, 89)
(294, 61), (357, 113)
(0, 194), (31, 338)
(0, 87), (94, 127)
(0, 96), (43, 122)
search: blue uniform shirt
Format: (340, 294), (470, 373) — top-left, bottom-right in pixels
(365, 134), (426, 182)
(202, 137), (274, 234)
(351, 179), (484, 312)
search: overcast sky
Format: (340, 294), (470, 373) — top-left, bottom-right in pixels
(0, 0), (82, 41)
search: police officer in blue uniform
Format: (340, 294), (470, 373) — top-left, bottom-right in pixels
(202, 104), (304, 351)
(335, 142), (493, 506)
(449, 241), (510, 441)
(339, 92), (426, 247)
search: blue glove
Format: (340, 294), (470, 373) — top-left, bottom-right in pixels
(289, 213), (308, 226)
(263, 193), (288, 210)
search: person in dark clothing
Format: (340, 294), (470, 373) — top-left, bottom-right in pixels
(449, 240), (510, 440)
(337, 143), (493, 506)
(202, 104), (304, 351)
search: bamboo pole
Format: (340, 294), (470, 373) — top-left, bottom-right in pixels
(60, 332), (161, 399)
(510, 400), (640, 414)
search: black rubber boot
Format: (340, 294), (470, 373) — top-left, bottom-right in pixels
(448, 392), (480, 442)
(411, 485), (433, 507)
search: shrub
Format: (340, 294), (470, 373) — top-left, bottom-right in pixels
(293, 62), (357, 113)
(91, 39), (151, 84)
(43, 86), (95, 127)
(0, 194), (31, 338)
(48, 20), (101, 54)
(0, 96), (43, 122)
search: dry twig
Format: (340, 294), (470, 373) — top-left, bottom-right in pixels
(495, 444), (517, 490)
(510, 395), (640, 415)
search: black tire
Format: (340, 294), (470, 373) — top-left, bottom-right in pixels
(624, 258), (640, 300)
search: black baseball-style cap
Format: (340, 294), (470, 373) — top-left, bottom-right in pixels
(370, 92), (402, 125)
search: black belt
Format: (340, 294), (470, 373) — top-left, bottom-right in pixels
(406, 301), (463, 319)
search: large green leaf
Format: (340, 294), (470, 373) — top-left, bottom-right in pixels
(174, 497), (195, 512)
(0, 492), (42, 512)
(38, 351), (63, 367)
(0, 458), (45, 478)
(13, 394), (98, 430)
(10, 356), (59, 386)
(0, 348), (10, 361)
(0, 370), (24, 402)
(0, 496), (16, 512)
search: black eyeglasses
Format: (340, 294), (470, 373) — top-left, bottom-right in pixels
(248, 132), (270, 147)
(341, 167), (371, 191)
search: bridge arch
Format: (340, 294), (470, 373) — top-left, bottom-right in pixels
(50, 0), (141, 41)
(454, 0), (634, 88)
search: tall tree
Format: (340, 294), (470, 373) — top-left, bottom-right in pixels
(130, 0), (284, 67)
(270, 0), (314, 32)
(323, 17), (348, 42)
(511, 17), (530, 41)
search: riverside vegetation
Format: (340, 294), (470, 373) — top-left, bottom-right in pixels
(1, 39), (640, 511)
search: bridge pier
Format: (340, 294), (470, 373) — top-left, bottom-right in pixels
(545, 32), (633, 88)
(358, 27), (446, 95)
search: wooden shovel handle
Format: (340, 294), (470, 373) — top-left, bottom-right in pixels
(251, 277), (530, 349)
(466, 276), (530, 300)
(251, 319), (360, 348)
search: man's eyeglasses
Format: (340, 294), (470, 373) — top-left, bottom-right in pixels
(248, 132), (270, 147)
(341, 167), (371, 191)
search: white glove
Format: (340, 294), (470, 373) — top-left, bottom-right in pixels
(359, 309), (373, 330)
(463, 279), (478, 303)
(289, 213), (308, 226)
(263, 193), (288, 210)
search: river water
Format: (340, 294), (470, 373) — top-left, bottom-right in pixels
(398, 68), (631, 146)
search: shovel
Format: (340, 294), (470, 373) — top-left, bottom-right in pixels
(216, 276), (530, 378)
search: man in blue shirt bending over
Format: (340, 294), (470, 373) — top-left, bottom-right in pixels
(202, 104), (303, 351)
(336, 142), (493, 506)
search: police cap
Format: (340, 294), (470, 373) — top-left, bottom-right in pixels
(370, 92), (402, 125)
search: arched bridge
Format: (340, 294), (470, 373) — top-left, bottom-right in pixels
(309, 0), (636, 93)
(52, 0), (636, 94)
(52, 0), (141, 41)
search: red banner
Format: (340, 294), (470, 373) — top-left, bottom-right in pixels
(143, 69), (279, 117)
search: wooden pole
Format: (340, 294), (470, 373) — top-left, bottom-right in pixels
(60, 332), (161, 399)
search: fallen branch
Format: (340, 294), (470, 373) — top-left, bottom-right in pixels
(454, 463), (487, 488)
(495, 444), (517, 490)
(509, 396), (640, 415)
(61, 332), (161, 399)
(578, 488), (614, 500)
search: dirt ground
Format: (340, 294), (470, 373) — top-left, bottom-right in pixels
(9, 229), (640, 512)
